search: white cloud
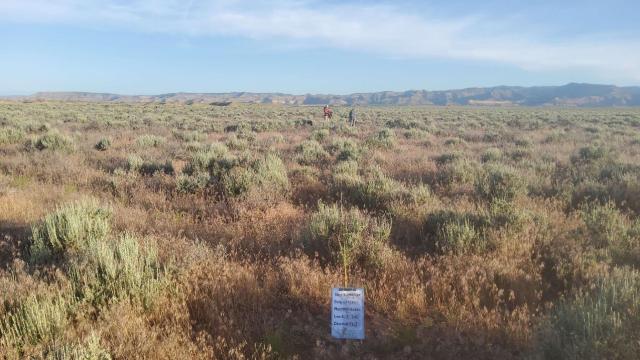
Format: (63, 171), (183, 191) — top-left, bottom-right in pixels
(2, 0), (639, 81)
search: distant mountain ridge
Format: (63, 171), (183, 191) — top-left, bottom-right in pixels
(5, 83), (640, 107)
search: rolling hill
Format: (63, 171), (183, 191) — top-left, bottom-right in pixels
(5, 83), (640, 107)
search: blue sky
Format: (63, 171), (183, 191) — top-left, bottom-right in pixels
(1, 0), (639, 95)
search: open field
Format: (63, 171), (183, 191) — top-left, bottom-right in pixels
(1, 101), (640, 359)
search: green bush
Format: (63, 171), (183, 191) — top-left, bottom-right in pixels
(481, 148), (502, 163)
(385, 118), (422, 130)
(30, 200), (111, 262)
(296, 140), (329, 165)
(331, 163), (420, 212)
(434, 152), (462, 166)
(444, 138), (465, 146)
(580, 201), (629, 250)
(126, 155), (173, 176)
(331, 160), (362, 191)
(67, 233), (164, 308)
(185, 142), (203, 153)
(126, 155), (144, 173)
(35, 131), (74, 151)
(216, 153), (289, 199)
(369, 128), (396, 148)
(0, 294), (69, 351)
(236, 128), (257, 142)
(572, 145), (608, 164)
(351, 166), (399, 211)
(487, 198), (527, 228)
(183, 144), (229, 175)
(29, 200), (164, 309)
(579, 202), (640, 267)
(543, 131), (565, 144)
(48, 333), (111, 360)
(139, 160), (174, 176)
(509, 148), (531, 161)
(19, 121), (49, 133)
(226, 134), (249, 151)
(423, 211), (489, 255)
(173, 130), (205, 142)
(135, 134), (165, 148)
(311, 128), (330, 142)
(329, 138), (361, 162)
(94, 138), (111, 151)
(539, 268), (640, 359)
(220, 166), (254, 197)
(403, 128), (428, 139)
(0, 127), (25, 145)
(253, 153), (290, 193)
(305, 202), (391, 272)
(435, 159), (477, 190)
(475, 164), (525, 203)
(176, 173), (210, 194)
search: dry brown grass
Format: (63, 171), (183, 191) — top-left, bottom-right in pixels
(1, 102), (640, 358)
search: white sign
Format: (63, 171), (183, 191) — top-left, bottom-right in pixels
(331, 288), (365, 340)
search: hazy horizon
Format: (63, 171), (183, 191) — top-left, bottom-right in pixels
(3, 82), (640, 98)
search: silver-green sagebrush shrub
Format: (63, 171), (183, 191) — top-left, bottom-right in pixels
(310, 128), (330, 142)
(48, 333), (111, 360)
(474, 164), (525, 203)
(226, 134), (249, 151)
(94, 138), (111, 151)
(580, 201), (629, 250)
(0, 294), (69, 352)
(173, 130), (205, 142)
(539, 267), (640, 359)
(403, 128), (429, 139)
(220, 166), (254, 198)
(176, 173), (210, 194)
(138, 160), (174, 176)
(125, 155), (173, 176)
(30, 200), (112, 262)
(253, 153), (290, 193)
(183, 144), (229, 175)
(331, 163), (430, 212)
(368, 128), (396, 148)
(436, 158), (477, 189)
(579, 202), (640, 267)
(304, 202), (391, 272)
(67, 233), (164, 308)
(329, 138), (361, 162)
(572, 145), (608, 164)
(481, 147), (502, 163)
(126, 154), (144, 173)
(351, 166), (400, 211)
(296, 140), (329, 166)
(434, 152), (462, 166)
(422, 211), (490, 255)
(211, 153), (289, 199)
(28, 200), (165, 309)
(0, 127), (25, 145)
(34, 131), (74, 151)
(135, 134), (165, 148)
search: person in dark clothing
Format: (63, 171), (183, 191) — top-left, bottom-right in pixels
(348, 108), (356, 126)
